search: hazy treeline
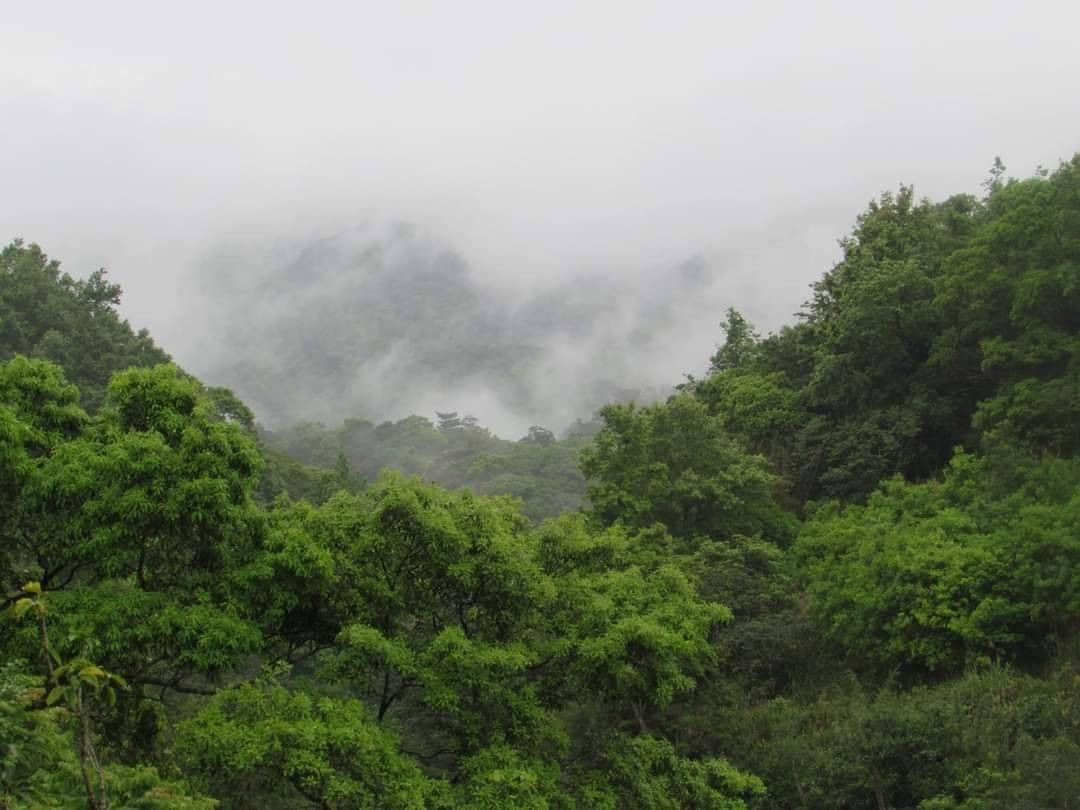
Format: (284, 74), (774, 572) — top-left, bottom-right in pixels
(258, 413), (594, 524)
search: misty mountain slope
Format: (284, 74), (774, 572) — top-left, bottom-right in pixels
(190, 225), (747, 436)
(197, 224), (533, 428)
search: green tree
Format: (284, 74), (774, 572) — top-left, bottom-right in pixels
(795, 449), (1080, 673)
(179, 678), (437, 809)
(709, 308), (761, 374)
(1, 360), (266, 740)
(936, 155), (1080, 455)
(581, 394), (790, 544)
(0, 241), (169, 411)
(584, 734), (764, 810)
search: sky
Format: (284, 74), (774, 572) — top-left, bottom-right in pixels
(3, 1), (1079, 430)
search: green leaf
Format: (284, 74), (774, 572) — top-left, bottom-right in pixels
(12, 598), (33, 619)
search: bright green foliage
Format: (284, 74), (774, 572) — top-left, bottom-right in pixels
(225, 476), (735, 800)
(97, 765), (218, 810)
(334, 474), (547, 644)
(0, 357), (90, 589)
(0, 659), (78, 807)
(0, 355), (87, 450)
(555, 565), (730, 721)
(534, 516), (735, 713)
(796, 449), (1080, 672)
(76, 365), (262, 587)
(691, 369), (803, 464)
(0, 359), (267, 772)
(315, 476), (562, 760)
(22, 583), (264, 680)
(585, 734), (764, 810)
(581, 394), (790, 543)
(11, 581), (132, 809)
(531, 513), (629, 576)
(533, 517), (746, 751)
(0, 241), (169, 411)
(230, 496), (346, 650)
(4, 362), (263, 596)
(178, 680), (436, 809)
(450, 745), (567, 809)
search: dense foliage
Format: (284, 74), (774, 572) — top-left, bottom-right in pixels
(692, 156), (1080, 503)
(0, 241), (169, 411)
(0, 360), (754, 808)
(2, 153), (1079, 807)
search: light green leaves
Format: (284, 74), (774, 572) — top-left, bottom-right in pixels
(581, 394), (788, 544)
(178, 681), (438, 809)
(797, 450), (1080, 672)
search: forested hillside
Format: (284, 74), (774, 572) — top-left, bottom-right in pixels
(2, 154), (1079, 809)
(258, 414), (592, 523)
(0, 241), (169, 410)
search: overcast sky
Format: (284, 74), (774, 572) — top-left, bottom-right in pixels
(4, 0), (1080, 365)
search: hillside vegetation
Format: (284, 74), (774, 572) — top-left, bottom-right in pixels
(1, 155), (1078, 808)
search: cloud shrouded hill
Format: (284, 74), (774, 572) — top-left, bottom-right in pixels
(188, 223), (760, 437)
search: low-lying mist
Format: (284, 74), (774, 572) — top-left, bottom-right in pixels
(179, 219), (829, 438)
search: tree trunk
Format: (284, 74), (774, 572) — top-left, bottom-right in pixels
(792, 767), (809, 809)
(871, 768), (887, 810)
(77, 691), (109, 810)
